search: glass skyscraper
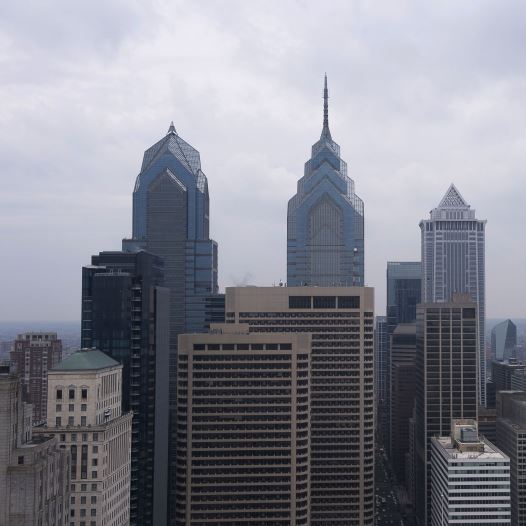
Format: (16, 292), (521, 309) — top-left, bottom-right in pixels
(420, 184), (486, 405)
(287, 76), (364, 286)
(122, 123), (219, 523)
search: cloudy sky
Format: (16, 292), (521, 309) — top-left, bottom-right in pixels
(1, 0), (525, 321)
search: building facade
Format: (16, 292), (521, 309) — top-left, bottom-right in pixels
(0, 367), (70, 526)
(496, 391), (526, 526)
(420, 184), (486, 405)
(81, 250), (169, 525)
(175, 324), (311, 525)
(287, 76), (364, 287)
(414, 297), (479, 526)
(374, 315), (388, 446)
(390, 323), (416, 482)
(492, 319), (518, 362)
(37, 350), (132, 526)
(493, 359), (526, 393)
(122, 124), (219, 521)
(225, 286), (375, 525)
(10, 332), (62, 423)
(430, 420), (510, 525)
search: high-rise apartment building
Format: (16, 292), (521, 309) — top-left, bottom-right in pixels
(36, 349), (132, 526)
(81, 250), (169, 525)
(420, 184), (486, 405)
(385, 262), (421, 450)
(122, 123), (219, 521)
(414, 296), (478, 526)
(10, 332), (62, 422)
(496, 390), (526, 526)
(287, 77), (364, 287)
(430, 420), (510, 526)
(175, 324), (311, 525)
(225, 286), (375, 526)
(390, 323), (416, 482)
(374, 315), (388, 445)
(492, 319), (517, 361)
(0, 366), (70, 526)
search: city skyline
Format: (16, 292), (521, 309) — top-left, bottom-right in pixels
(2, 1), (526, 320)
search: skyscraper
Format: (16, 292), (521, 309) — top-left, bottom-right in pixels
(492, 319), (517, 361)
(414, 296), (478, 526)
(10, 332), (62, 423)
(175, 324), (311, 525)
(420, 184), (486, 405)
(374, 315), (388, 445)
(287, 76), (364, 287)
(81, 250), (169, 525)
(225, 286), (375, 525)
(122, 123), (219, 521)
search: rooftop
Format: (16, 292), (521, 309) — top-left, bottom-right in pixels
(434, 435), (508, 461)
(52, 349), (119, 372)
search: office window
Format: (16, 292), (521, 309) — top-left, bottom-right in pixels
(69, 404), (74, 412)
(56, 404), (62, 412)
(81, 388), (88, 399)
(56, 417), (61, 427)
(81, 416), (86, 426)
(68, 416), (74, 426)
(81, 404), (87, 412)
(56, 389), (63, 400)
(289, 296), (311, 309)
(69, 388), (75, 399)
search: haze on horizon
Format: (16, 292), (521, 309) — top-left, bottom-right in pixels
(1, 0), (526, 321)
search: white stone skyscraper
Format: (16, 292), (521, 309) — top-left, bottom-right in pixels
(420, 184), (486, 405)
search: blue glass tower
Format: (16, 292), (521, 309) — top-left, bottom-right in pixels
(287, 76), (364, 286)
(123, 122), (218, 523)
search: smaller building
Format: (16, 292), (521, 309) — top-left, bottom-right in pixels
(510, 369), (526, 391)
(431, 419), (511, 525)
(492, 359), (526, 393)
(0, 366), (70, 526)
(10, 332), (62, 423)
(35, 349), (132, 526)
(492, 319), (517, 361)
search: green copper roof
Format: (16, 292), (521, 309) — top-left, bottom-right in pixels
(53, 349), (119, 371)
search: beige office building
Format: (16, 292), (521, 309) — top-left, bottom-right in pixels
(36, 349), (132, 526)
(175, 324), (311, 525)
(225, 286), (375, 526)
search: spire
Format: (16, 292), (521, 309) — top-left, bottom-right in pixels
(321, 74), (332, 140)
(167, 121), (177, 135)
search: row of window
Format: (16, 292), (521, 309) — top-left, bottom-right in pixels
(57, 387), (88, 400)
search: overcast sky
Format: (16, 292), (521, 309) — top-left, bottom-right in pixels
(1, 0), (525, 321)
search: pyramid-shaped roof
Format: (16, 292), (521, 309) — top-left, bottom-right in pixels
(437, 184), (470, 209)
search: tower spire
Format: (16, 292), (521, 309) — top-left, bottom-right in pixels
(321, 74), (332, 140)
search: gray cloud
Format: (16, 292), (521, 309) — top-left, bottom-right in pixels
(1, 0), (525, 320)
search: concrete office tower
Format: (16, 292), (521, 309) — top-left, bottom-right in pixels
(81, 250), (169, 526)
(374, 315), (388, 445)
(420, 184), (486, 405)
(430, 420), (511, 526)
(122, 124), (218, 521)
(492, 319), (517, 361)
(385, 262), (421, 449)
(414, 296), (479, 526)
(0, 367), (70, 526)
(497, 391), (526, 526)
(510, 369), (526, 391)
(40, 349), (132, 526)
(390, 323), (416, 482)
(10, 332), (62, 422)
(492, 359), (526, 393)
(226, 286), (375, 526)
(287, 76), (364, 287)
(175, 324), (311, 525)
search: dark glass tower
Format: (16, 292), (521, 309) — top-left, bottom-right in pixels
(122, 123), (219, 522)
(287, 76), (364, 287)
(81, 250), (170, 526)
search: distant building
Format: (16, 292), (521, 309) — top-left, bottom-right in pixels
(0, 367), (70, 526)
(374, 315), (388, 445)
(176, 324), (311, 524)
(497, 391), (526, 526)
(477, 405), (497, 444)
(81, 250), (169, 525)
(420, 184), (486, 405)
(430, 420), (510, 525)
(10, 332), (62, 422)
(225, 286), (375, 525)
(36, 349), (132, 526)
(287, 76), (364, 287)
(492, 319), (517, 361)
(415, 296), (478, 526)
(492, 359), (526, 393)
(390, 323), (416, 482)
